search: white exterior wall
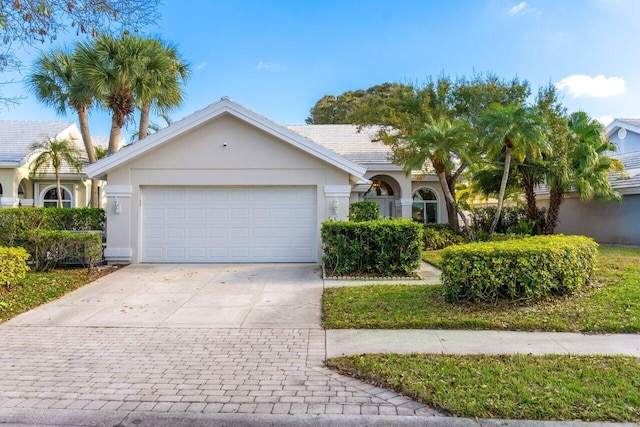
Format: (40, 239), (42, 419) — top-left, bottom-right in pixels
(104, 114), (351, 263)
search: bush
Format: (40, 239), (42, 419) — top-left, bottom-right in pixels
(441, 235), (598, 303)
(471, 206), (546, 235)
(349, 201), (380, 222)
(423, 223), (466, 250)
(0, 208), (105, 248)
(322, 219), (422, 276)
(0, 247), (29, 289)
(26, 230), (103, 272)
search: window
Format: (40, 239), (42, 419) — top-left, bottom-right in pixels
(412, 188), (438, 223)
(17, 183), (24, 198)
(43, 187), (72, 208)
(364, 179), (394, 197)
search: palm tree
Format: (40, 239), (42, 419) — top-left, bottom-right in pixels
(543, 111), (622, 234)
(478, 103), (548, 237)
(395, 117), (476, 241)
(74, 34), (147, 155)
(26, 48), (101, 207)
(29, 138), (83, 208)
(134, 39), (189, 140)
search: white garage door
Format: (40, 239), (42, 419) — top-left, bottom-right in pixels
(141, 186), (317, 263)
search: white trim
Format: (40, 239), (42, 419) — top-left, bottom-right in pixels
(105, 185), (133, 198)
(412, 186), (440, 223)
(324, 185), (352, 197)
(85, 98), (367, 180)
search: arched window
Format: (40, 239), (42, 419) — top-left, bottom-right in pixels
(0, 183), (3, 198)
(412, 188), (438, 223)
(364, 179), (394, 197)
(17, 183), (25, 198)
(43, 187), (72, 208)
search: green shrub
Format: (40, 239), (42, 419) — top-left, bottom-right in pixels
(26, 230), (103, 272)
(423, 223), (466, 250)
(0, 208), (105, 248)
(321, 219), (422, 276)
(0, 247), (29, 289)
(471, 206), (546, 235)
(349, 201), (380, 222)
(441, 235), (598, 303)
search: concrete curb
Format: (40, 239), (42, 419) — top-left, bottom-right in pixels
(0, 408), (636, 427)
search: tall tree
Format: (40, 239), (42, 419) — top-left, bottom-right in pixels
(543, 111), (622, 234)
(0, 0), (160, 106)
(478, 103), (548, 237)
(393, 117), (477, 240)
(134, 38), (189, 140)
(74, 34), (146, 154)
(27, 47), (101, 207)
(29, 138), (83, 208)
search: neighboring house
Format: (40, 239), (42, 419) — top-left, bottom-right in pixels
(537, 118), (640, 246)
(0, 121), (99, 208)
(86, 97), (446, 264)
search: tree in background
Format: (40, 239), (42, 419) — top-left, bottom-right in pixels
(27, 47), (101, 207)
(543, 110), (622, 234)
(478, 103), (548, 237)
(134, 38), (190, 140)
(29, 138), (83, 208)
(0, 0), (160, 107)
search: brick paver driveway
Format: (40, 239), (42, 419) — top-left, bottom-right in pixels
(0, 264), (441, 423)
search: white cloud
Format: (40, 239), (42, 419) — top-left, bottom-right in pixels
(509, 2), (530, 15)
(256, 61), (287, 71)
(196, 62), (207, 70)
(596, 115), (614, 126)
(555, 74), (627, 98)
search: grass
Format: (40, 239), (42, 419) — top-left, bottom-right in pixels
(0, 267), (111, 323)
(327, 353), (640, 422)
(324, 246), (640, 332)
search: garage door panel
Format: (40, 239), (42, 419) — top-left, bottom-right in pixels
(142, 186), (317, 262)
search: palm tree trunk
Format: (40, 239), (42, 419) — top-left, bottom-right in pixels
(436, 169), (475, 242)
(76, 107), (100, 208)
(544, 187), (564, 234)
(521, 171), (541, 234)
(138, 103), (151, 140)
(56, 171), (63, 208)
(489, 147), (512, 238)
(108, 115), (123, 155)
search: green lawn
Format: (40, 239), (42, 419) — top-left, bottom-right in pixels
(328, 353), (640, 422)
(0, 268), (111, 323)
(323, 246), (640, 332)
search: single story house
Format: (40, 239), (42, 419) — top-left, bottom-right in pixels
(86, 97), (445, 264)
(0, 121), (100, 208)
(537, 118), (640, 246)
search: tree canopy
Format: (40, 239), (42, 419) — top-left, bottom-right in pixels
(1, 0), (160, 106)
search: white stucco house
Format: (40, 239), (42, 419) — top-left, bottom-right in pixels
(0, 120), (102, 208)
(85, 97), (446, 264)
(538, 118), (640, 246)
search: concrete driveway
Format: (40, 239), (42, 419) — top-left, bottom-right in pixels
(0, 264), (440, 425)
(7, 264), (323, 329)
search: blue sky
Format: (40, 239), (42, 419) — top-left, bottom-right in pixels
(2, 0), (639, 138)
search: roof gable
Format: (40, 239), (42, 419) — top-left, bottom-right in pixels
(85, 98), (367, 179)
(606, 118), (640, 138)
(0, 120), (78, 165)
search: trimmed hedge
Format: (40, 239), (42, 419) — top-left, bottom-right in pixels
(441, 235), (598, 303)
(27, 230), (103, 272)
(321, 219), (422, 276)
(0, 208), (105, 248)
(349, 201), (380, 222)
(423, 223), (466, 250)
(0, 247), (29, 289)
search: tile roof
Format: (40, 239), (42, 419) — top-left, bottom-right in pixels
(617, 118), (640, 127)
(286, 124), (395, 167)
(0, 120), (75, 163)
